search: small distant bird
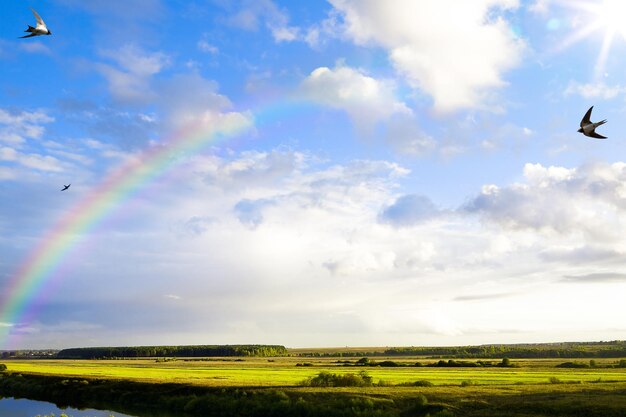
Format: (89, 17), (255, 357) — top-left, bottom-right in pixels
(61, 184), (70, 191)
(20, 8), (51, 38)
(578, 106), (607, 139)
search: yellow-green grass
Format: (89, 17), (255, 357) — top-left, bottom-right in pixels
(4, 357), (626, 387)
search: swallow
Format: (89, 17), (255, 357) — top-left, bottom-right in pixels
(61, 184), (70, 191)
(20, 8), (51, 38)
(578, 106), (607, 139)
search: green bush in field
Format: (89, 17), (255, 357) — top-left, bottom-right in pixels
(302, 371), (374, 387)
(0, 364), (6, 372)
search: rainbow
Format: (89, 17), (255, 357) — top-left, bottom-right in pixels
(0, 102), (310, 348)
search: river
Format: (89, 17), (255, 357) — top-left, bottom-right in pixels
(0, 397), (137, 417)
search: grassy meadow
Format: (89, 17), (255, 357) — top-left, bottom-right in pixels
(3, 354), (626, 416)
(5, 356), (626, 387)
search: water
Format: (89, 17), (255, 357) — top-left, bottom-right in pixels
(0, 397), (137, 417)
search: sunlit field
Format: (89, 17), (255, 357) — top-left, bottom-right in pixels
(5, 356), (626, 387)
(3, 356), (626, 416)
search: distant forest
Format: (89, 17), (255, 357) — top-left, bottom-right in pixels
(56, 344), (289, 359)
(296, 341), (626, 359)
(6, 341), (626, 359)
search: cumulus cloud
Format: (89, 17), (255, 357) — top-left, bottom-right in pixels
(202, 149), (307, 189)
(300, 64), (411, 130)
(328, 0), (525, 112)
(463, 161), (626, 276)
(10, 148), (626, 347)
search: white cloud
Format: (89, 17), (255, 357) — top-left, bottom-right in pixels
(384, 114), (436, 155)
(0, 109), (54, 145)
(528, 0), (551, 15)
(222, 0), (301, 43)
(565, 81), (626, 99)
(0, 146), (65, 172)
(300, 64), (412, 130)
(197, 39), (219, 54)
(465, 162), (626, 244)
(155, 72), (240, 130)
(328, 0), (525, 112)
(97, 44), (170, 103)
(9, 150), (626, 347)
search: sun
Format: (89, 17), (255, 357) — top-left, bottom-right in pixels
(595, 0), (626, 35)
(556, 0), (626, 80)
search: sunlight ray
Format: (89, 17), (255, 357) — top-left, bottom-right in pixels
(593, 28), (615, 80)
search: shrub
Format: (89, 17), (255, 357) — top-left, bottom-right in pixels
(0, 364), (6, 372)
(549, 377), (562, 384)
(556, 361), (589, 368)
(413, 379), (434, 387)
(377, 360), (401, 367)
(301, 371), (374, 387)
(356, 357), (370, 365)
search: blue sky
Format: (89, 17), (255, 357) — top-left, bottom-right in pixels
(2, 0), (626, 349)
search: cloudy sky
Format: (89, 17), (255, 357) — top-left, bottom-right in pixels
(2, 0), (626, 349)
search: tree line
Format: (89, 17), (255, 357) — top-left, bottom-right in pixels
(56, 344), (288, 359)
(296, 341), (626, 358)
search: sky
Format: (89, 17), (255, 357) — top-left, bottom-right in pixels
(2, 0), (626, 350)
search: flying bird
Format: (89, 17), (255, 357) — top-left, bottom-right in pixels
(61, 184), (71, 191)
(20, 8), (51, 38)
(578, 106), (607, 139)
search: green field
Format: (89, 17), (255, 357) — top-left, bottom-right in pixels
(5, 356), (626, 387)
(3, 356), (626, 416)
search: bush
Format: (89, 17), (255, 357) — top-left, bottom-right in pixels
(377, 360), (401, 367)
(556, 361), (589, 368)
(301, 371), (374, 387)
(549, 377), (562, 384)
(356, 357), (370, 365)
(0, 364), (6, 372)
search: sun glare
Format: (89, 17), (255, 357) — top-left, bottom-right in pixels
(596, 0), (626, 35)
(556, 0), (626, 80)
